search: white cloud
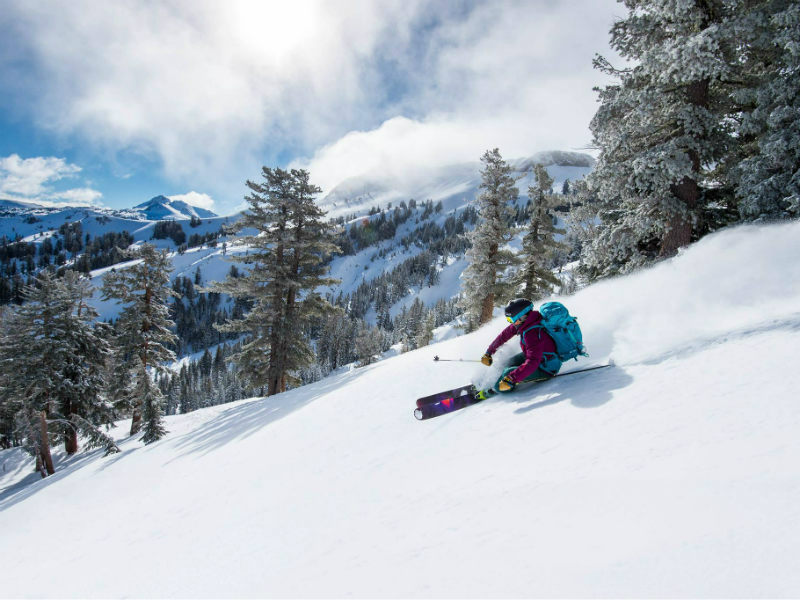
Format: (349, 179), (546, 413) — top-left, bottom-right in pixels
(2, 0), (622, 207)
(0, 154), (80, 196)
(292, 0), (622, 191)
(1, 0), (414, 189)
(0, 154), (103, 206)
(168, 191), (216, 211)
(51, 188), (104, 206)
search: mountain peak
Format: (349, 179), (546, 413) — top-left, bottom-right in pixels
(132, 195), (217, 220)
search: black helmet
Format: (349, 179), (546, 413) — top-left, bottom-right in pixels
(505, 298), (533, 324)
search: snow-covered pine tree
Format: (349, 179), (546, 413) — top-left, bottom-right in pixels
(0, 308), (53, 475)
(354, 324), (384, 367)
(513, 164), (566, 300)
(730, 1), (800, 220)
(586, 0), (734, 276)
(315, 310), (350, 372)
(460, 148), (519, 329)
(102, 244), (177, 443)
(0, 271), (118, 476)
(53, 271), (117, 454)
(213, 167), (338, 396)
(415, 310), (436, 349)
(105, 343), (134, 419)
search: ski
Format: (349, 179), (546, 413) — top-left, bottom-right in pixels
(413, 363), (613, 421)
(414, 389), (483, 420)
(415, 383), (477, 408)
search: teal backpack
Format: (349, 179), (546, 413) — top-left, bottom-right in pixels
(522, 301), (588, 362)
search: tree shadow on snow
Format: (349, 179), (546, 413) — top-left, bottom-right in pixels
(0, 446), (113, 512)
(1, 369), (359, 508)
(633, 313), (800, 368)
(166, 368), (355, 462)
(501, 364), (634, 414)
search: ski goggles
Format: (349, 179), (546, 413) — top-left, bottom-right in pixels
(506, 305), (532, 324)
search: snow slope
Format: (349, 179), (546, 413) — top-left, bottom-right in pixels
(1, 220), (799, 597)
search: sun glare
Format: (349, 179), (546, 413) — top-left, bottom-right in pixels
(227, 0), (320, 64)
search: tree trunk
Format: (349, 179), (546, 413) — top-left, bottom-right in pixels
(130, 402), (142, 436)
(64, 400), (78, 455)
(661, 78), (708, 258)
(479, 292), (495, 326)
(65, 426), (79, 455)
(479, 241), (499, 325)
(39, 411), (55, 476)
(661, 174), (699, 257)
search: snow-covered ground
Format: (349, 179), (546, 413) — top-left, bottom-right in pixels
(1, 219), (799, 597)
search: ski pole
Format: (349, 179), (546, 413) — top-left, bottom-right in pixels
(432, 355), (482, 363)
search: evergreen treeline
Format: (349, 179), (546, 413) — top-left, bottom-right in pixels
(159, 344), (253, 416)
(153, 220), (186, 245)
(169, 269), (249, 356)
(73, 231), (136, 272)
(0, 224), (134, 300)
(335, 199), (443, 255)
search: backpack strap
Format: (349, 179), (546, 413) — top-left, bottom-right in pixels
(519, 324), (542, 345)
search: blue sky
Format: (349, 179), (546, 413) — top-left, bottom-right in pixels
(0, 0), (621, 216)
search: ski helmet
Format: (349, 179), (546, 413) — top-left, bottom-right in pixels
(505, 298), (533, 324)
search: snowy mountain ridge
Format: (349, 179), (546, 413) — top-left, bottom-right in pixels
(131, 195), (218, 220)
(1, 218), (799, 597)
(0, 194), (219, 230)
(319, 150), (594, 220)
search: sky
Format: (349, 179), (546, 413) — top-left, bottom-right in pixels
(0, 0), (623, 216)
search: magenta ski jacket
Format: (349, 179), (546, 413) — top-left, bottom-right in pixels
(486, 310), (557, 383)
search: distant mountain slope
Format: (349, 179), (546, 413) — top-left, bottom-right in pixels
(1, 219), (798, 597)
(320, 150), (594, 220)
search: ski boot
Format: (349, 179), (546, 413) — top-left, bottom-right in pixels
(475, 388), (497, 401)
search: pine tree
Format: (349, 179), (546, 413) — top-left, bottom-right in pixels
(730, 1), (800, 220)
(277, 169), (340, 389)
(355, 324), (384, 367)
(415, 310), (436, 349)
(53, 271), (116, 454)
(102, 244), (177, 443)
(0, 271), (118, 477)
(513, 165), (567, 300)
(586, 1), (734, 275)
(213, 167), (339, 395)
(460, 149), (519, 329)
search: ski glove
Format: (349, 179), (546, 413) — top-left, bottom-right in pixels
(481, 353), (493, 366)
(498, 375), (515, 392)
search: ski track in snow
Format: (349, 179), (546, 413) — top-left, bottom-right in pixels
(0, 220), (799, 597)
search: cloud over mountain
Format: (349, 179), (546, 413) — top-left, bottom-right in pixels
(1, 0), (619, 209)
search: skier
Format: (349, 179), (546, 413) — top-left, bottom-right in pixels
(478, 298), (562, 397)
